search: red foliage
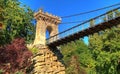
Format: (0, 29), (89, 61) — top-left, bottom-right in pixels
(0, 38), (33, 73)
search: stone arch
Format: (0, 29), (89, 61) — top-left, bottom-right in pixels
(46, 26), (52, 37)
(33, 10), (61, 45)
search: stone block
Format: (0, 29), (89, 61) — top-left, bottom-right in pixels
(34, 66), (45, 72)
(52, 56), (57, 61)
(38, 49), (45, 54)
(46, 67), (53, 73)
(34, 62), (45, 67)
(57, 71), (65, 74)
(44, 54), (50, 59)
(33, 56), (45, 62)
(52, 65), (58, 70)
(59, 66), (65, 71)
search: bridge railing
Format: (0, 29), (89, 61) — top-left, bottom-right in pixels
(46, 7), (120, 44)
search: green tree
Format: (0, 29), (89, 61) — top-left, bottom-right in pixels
(60, 40), (95, 74)
(0, 0), (35, 45)
(89, 27), (120, 74)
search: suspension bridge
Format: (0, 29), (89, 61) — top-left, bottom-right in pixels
(46, 7), (120, 47)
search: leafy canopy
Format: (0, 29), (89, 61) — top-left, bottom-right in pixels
(0, 0), (35, 45)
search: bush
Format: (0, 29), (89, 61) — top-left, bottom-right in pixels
(0, 38), (33, 73)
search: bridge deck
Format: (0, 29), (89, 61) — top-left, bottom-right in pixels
(46, 7), (120, 47)
(47, 17), (120, 47)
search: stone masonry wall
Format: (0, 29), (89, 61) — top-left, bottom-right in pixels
(29, 46), (65, 74)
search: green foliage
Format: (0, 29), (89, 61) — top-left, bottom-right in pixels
(0, 69), (4, 74)
(15, 71), (23, 74)
(61, 28), (120, 74)
(61, 40), (94, 74)
(89, 10), (120, 74)
(0, 0), (35, 46)
(28, 46), (39, 54)
(89, 27), (120, 74)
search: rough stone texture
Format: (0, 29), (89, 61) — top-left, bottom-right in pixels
(29, 46), (65, 74)
(33, 9), (61, 45)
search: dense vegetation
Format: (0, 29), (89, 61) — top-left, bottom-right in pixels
(0, 38), (33, 74)
(61, 40), (93, 74)
(89, 28), (120, 74)
(0, 0), (34, 73)
(61, 27), (120, 74)
(0, 0), (35, 46)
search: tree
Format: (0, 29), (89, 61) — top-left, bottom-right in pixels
(0, 0), (35, 46)
(89, 27), (120, 74)
(60, 40), (95, 74)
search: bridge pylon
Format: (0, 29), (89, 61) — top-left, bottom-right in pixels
(33, 9), (61, 46)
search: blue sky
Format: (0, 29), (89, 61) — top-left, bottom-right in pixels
(19, 0), (120, 44)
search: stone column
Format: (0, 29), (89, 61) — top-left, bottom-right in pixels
(34, 19), (46, 45)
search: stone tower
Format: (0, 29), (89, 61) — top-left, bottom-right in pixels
(28, 10), (65, 74)
(33, 9), (61, 45)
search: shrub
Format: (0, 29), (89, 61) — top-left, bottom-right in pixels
(0, 38), (33, 73)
